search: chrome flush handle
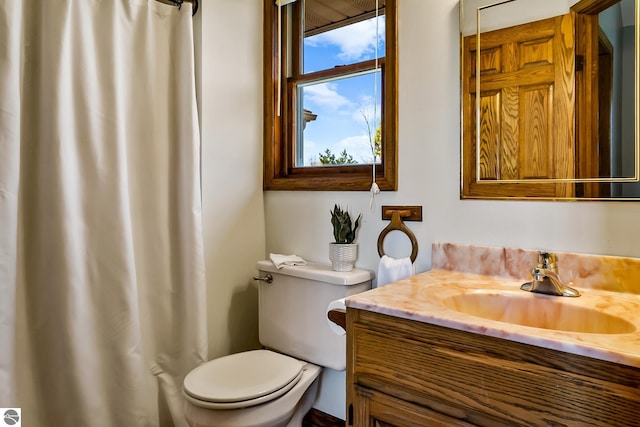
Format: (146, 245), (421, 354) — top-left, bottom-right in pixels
(253, 273), (273, 284)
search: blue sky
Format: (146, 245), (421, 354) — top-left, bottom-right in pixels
(300, 16), (385, 166)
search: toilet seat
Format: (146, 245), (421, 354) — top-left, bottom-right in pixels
(183, 350), (305, 410)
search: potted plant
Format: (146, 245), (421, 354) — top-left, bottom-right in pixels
(329, 204), (361, 271)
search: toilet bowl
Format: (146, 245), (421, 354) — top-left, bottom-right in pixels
(183, 350), (321, 427)
(183, 261), (373, 427)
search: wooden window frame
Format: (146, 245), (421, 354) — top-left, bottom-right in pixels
(263, 0), (398, 191)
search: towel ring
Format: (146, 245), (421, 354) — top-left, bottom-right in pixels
(377, 210), (419, 263)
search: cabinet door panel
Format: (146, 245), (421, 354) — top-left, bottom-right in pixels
(355, 386), (477, 427)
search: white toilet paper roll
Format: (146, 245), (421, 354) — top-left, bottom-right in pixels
(326, 298), (347, 336)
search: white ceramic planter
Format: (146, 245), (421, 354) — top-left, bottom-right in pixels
(329, 243), (358, 272)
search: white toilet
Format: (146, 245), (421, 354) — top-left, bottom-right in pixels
(183, 260), (373, 427)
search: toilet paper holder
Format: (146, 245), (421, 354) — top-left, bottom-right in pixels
(327, 308), (346, 331)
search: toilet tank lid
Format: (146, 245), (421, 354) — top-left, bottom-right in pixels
(257, 260), (374, 286)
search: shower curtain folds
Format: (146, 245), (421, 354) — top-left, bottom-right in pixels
(0, 1), (207, 426)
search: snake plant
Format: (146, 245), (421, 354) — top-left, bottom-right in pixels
(330, 204), (361, 244)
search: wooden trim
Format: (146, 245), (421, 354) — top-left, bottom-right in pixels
(356, 386), (477, 427)
(263, 0), (280, 189)
(381, 205), (422, 221)
(302, 408), (345, 427)
(382, 0), (398, 191)
(290, 59), (387, 86)
(575, 11), (600, 196)
(571, 0), (622, 15)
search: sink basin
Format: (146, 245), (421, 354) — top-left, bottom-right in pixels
(441, 290), (636, 334)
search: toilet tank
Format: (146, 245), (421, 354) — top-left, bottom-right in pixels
(256, 260), (373, 371)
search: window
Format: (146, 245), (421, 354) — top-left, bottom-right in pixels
(264, 0), (398, 191)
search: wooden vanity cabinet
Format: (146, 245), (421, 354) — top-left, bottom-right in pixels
(346, 308), (640, 427)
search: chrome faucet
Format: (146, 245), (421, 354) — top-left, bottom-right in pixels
(520, 252), (580, 297)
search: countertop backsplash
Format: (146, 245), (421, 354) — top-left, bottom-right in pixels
(431, 242), (640, 295)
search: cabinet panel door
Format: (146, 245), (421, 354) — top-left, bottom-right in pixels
(354, 386), (477, 427)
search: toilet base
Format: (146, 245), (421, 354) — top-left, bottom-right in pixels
(184, 363), (321, 427)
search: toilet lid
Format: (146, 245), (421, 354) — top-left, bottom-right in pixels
(183, 350), (305, 406)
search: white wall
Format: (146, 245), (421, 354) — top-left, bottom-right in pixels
(264, 0), (640, 419)
(200, 0), (265, 358)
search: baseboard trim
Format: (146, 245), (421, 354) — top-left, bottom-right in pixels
(302, 408), (346, 427)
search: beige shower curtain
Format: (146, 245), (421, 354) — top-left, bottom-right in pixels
(0, 1), (207, 426)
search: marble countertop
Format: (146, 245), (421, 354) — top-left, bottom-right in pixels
(346, 269), (640, 368)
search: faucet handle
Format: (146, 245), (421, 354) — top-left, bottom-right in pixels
(537, 251), (558, 271)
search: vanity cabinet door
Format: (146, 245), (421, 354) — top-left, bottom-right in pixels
(353, 385), (478, 427)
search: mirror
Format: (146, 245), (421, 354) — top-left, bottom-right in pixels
(460, 0), (640, 199)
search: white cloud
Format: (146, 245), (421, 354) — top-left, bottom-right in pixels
(304, 82), (352, 110)
(335, 135), (377, 164)
(306, 17), (385, 63)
